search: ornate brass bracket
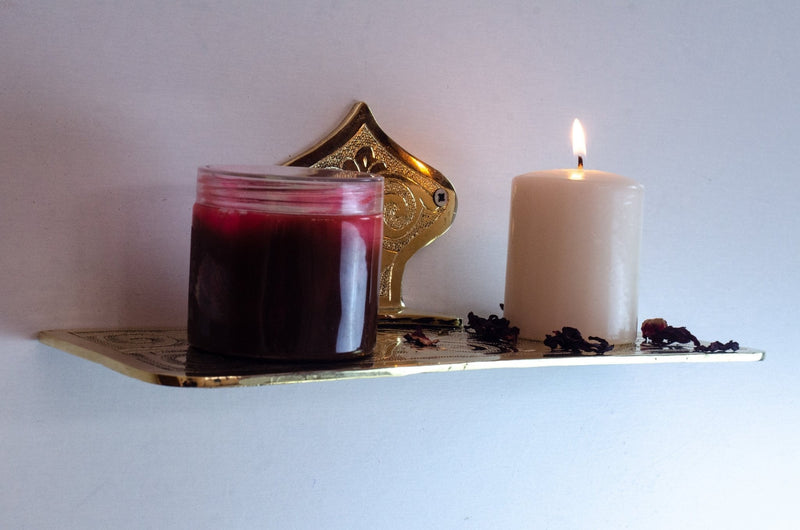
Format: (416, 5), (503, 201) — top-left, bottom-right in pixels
(284, 102), (460, 327)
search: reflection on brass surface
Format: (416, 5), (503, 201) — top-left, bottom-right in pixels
(284, 102), (459, 326)
(38, 328), (764, 388)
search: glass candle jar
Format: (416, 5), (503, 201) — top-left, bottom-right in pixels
(188, 165), (384, 361)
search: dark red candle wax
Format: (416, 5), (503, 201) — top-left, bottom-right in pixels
(188, 203), (383, 361)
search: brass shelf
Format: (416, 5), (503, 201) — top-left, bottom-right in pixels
(38, 327), (764, 388)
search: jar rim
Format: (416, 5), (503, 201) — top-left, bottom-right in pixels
(200, 164), (383, 182)
(196, 164), (384, 216)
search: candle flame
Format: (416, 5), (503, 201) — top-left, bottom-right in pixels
(572, 119), (586, 165)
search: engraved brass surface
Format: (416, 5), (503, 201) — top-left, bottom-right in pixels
(284, 102), (459, 327)
(38, 328), (764, 388)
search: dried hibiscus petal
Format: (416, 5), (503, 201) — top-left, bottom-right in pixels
(403, 326), (440, 348)
(640, 318), (668, 340)
(543, 327), (613, 355)
(641, 318), (739, 352)
(641, 318), (700, 347)
(695, 340), (740, 352)
(464, 308), (520, 350)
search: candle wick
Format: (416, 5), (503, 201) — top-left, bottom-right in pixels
(577, 156), (583, 169)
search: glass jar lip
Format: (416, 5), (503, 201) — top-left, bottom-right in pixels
(196, 164), (383, 216)
(200, 164), (383, 182)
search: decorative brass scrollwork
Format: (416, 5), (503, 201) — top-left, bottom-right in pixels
(284, 102), (460, 327)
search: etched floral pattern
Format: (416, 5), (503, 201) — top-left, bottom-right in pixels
(342, 146), (387, 175)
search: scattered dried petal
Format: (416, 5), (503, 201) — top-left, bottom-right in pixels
(403, 326), (440, 348)
(641, 318), (700, 347)
(695, 340), (739, 352)
(642, 318), (739, 353)
(640, 318), (668, 340)
(543, 327), (614, 355)
(464, 308), (519, 351)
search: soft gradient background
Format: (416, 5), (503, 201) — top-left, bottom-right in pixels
(2, 2), (797, 528)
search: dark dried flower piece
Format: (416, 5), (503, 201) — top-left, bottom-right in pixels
(641, 318), (700, 347)
(695, 340), (740, 352)
(640, 318), (668, 340)
(403, 326), (440, 348)
(641, 318), (739, 353)
(543, 327), (614, 355)
(464, 309), (520, 350)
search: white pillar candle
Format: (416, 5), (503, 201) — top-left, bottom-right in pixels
(503, 120), (644, 344)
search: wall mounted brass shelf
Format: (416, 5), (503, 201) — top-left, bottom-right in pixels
(38, 327), (763, 388)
